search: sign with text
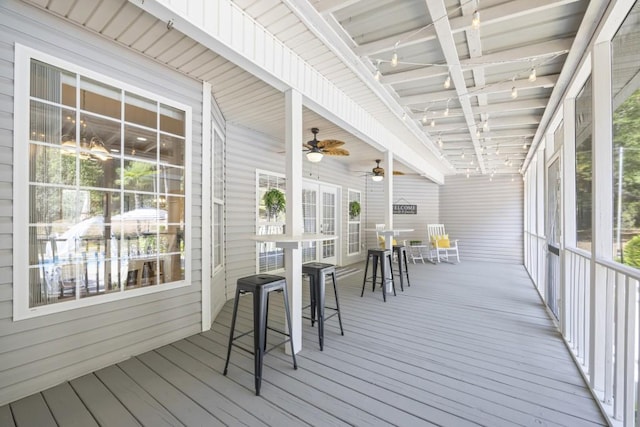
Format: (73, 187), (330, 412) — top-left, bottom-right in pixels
(393, 204), (417, 215)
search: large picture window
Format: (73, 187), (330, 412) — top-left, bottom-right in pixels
(15, 46), (190, 319)
(612, 1), (640, 268)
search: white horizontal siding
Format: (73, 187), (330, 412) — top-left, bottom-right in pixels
(441, 175), (524, 264)
(0, 0), (204, 406)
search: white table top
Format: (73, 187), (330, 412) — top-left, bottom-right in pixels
(248, 233), (338, 249)
(363, 228), (414, 233)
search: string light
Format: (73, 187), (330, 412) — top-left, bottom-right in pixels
(438, 135), (443, 148)
(471, 10), (480, 30)
(374, 60), (382, 81)
(422, 109), (428, 124)
(511, 77), (518, 99)
(444, 74), (451, 89)
(402, 112), (407, 121)
(483, 119), (489, 131)
(475, 127), (481, 138)
(391, 51), (398, 67)
(444, 98), (450, 116)
(430, 118), (435, 127)
(461, 151), (465, 158)
(528, 67), (537, 82)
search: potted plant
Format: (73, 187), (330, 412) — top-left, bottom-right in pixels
(263, 188), (286, 220)
(349, 200), (361, 219)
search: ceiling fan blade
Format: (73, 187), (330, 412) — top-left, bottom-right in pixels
(317, 139), (345, 149)
(393, 170), (405, 175)
(302, 143), (314, 150)
(324, 148), (350, 156)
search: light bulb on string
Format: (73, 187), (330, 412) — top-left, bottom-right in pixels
(430, 118), (435, 128)
(391, 51), (398, 67)
(528, 67), (537, 82)
(471, 10), (480, 30)
(374, 69), (381, 81)
(438, 136), (443, 148)
(444, 107), (449, 117)
(511, 77), (518, 99)
(461, 151), (465, 159)
(402, 112), (407, 121)
(422, 112), (427, 125)
(444, 74), (451, 89)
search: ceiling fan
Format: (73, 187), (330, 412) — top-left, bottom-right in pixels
(303, 128), (349, 162)
(370, 159), (405, 182)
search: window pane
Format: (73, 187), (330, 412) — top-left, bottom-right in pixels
(120, 160), (157, 193)
(30, 145), (76, 185)
(29, 101), (69, 145)
(160, 103), (185, 136)
(612, 1), (640, 267)
(158, 165), (184, 195)
(30, 60), (76, 107)
(80, 77), (121, 119)
(214, 202), (223, 268)
(125, 125), (156, 161)
(214, 132), (223, 200)
(160, 134), (185, 166)
(125, 92), (156, 128)
(575, 77), (592, 252)
(80, 113), (121, 159)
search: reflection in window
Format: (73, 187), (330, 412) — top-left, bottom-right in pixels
(575, 77), (592, 252)
(612, 2), (640, 267)
(27, 58), (187, 309)
(257, 172), (285, 273)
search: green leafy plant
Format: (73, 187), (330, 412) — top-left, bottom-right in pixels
(623, 235), (640, 268)
(263, 188), (286, 220)
(349, 200), (361, 219)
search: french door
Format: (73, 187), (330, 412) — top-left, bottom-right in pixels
(302, 181), (339, 265)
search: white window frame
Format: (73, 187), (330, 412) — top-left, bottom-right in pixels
(13, 44), (192, 321)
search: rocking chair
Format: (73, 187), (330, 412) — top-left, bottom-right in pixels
(426, 224), (460, 263)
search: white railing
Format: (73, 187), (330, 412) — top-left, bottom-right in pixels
(565, 248), (592, 373)
(593, 257), (640, 426)
(527, 235), (640, 426)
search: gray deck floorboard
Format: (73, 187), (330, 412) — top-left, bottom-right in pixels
(4, 261), (607, 426)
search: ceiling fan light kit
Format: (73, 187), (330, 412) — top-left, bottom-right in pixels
(302, 127), (349, 162)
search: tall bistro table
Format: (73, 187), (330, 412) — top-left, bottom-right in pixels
(364, 228), (414, 293)
(249, 233), (338, 354)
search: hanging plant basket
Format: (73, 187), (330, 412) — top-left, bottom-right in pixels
(349, 200), (361, 219)
(263, 188), (286, 220)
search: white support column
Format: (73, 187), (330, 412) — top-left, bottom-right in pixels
(284, 89), (303, 353)
(589, 40), (613, 391)
(384, 151), (393, 228)
(201, 82), (212, 332)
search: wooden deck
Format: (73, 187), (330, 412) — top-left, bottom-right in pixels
(2, 261), (607, 426)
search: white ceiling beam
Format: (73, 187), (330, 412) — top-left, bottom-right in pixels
(425, 0), (485, 172)
(314, 0), (361, 14)
(355, 0), (581, 56)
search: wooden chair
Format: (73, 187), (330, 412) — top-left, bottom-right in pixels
(426, 224), (460, 263)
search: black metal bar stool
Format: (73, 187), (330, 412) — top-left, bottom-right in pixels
(393, 245), (411, 291)
(223, 274), (297, 396)
(302, 262), (344, 351)
(360, 249), (395, 302)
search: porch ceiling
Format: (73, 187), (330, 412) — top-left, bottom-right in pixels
(234, 0), (591, 176)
